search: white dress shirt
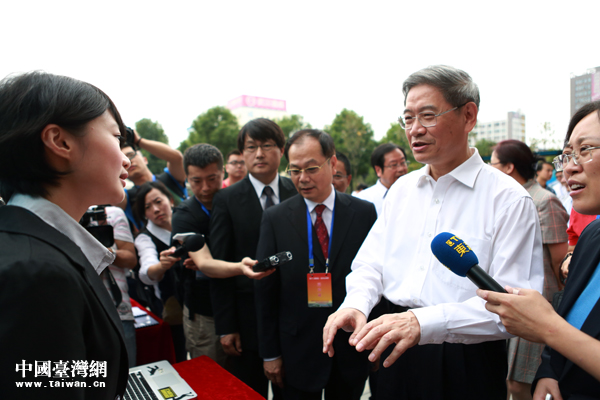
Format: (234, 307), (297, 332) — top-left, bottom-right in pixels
(8, 193), (115, 274)
(341, 149), (544, 345)
(304, 185), (336, 235)
(354, 179), (388, 216)
(134, 220), (172, 298)
(249, 173), (280, 210)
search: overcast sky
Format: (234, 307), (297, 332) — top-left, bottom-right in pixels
(2, 1), (599, 149)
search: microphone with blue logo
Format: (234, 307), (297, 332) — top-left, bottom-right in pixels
(430, 232), (507, 293)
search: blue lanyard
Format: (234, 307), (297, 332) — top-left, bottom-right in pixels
(195, 197), (211, 218)
(306, 203), (335, 274)
(163, 167), (188, 199)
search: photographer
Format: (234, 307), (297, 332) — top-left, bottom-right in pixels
(82, 205), (138, 367)
(117, 127), (186, 232)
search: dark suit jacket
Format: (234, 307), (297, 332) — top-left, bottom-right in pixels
(0, 206), (129, 400)
(209, 175), (297, 351)
(0, 206), (128, 399)
(533, 219), (600, 399)
(254, 192), (377, 392)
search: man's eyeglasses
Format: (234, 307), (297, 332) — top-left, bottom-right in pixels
(384, 160), (410, 169)
(124, 151), (137, 161)
(399, 102), (468, 130)
(553, 146), (600, 171)
(287, 158), (331, 177)
(243, 143), (277, 153)
(333, 173), (348, 181)
(227, 161), (245, 167)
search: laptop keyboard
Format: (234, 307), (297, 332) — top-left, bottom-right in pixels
(125, 371), (159, 400)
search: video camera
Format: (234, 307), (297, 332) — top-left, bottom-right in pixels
(79, 205), (114, 247)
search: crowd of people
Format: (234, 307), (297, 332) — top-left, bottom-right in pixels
(1, 66), (599, 400)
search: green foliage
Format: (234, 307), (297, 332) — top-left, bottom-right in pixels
(378, 122), (421, 173)
(275, 114), (312, 171)
(325, 109), (377, 185)
(276, 114), (312, 137)
(179, 106), (240, 157)
(474, 139), (497, 159)
(135, 119), (169, 175)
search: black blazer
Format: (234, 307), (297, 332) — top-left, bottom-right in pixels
(209, 175), (297, 350)
(533, 219), (600, 399)
(254, 192), (377, 392)
(0, 206), (129, 400)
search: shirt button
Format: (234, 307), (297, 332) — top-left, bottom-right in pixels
(427, 232), (432, 238)
(428, 340), (434, 344)
(115, 396), (121, 400)
(435, 198), (440, 204)
(419, 265), (425, 271)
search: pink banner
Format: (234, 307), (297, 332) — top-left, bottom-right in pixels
(227, 95), (286, 111)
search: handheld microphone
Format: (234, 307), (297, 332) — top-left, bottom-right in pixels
(171, 234), (206, 258)
(430, 232), (507, 293)
(253, 251), (293, 272)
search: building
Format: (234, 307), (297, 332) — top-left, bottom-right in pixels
(469, 111), (526, 145)
(570, 67), (600, 116)
(227, 95), (288, 127)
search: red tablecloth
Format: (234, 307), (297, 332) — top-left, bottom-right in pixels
(174, 356), (264, 400)
(131, 299), (176, 365)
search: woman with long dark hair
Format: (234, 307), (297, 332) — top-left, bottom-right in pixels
(0, 72), (130, 398)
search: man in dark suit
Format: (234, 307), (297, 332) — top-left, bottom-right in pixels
(255, 129), (377, 399)
(210, 118), (297, 397)
(170, 144), (225, 364)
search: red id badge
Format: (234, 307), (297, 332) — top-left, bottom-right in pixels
(307, 273), (332, 308)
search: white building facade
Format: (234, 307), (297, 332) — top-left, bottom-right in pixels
(469, 111), (526, 145)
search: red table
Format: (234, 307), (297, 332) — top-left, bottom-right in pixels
(131, 299), (176, 365)
(174, 356), (264, 400)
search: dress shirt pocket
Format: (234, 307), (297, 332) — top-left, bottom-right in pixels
(430, 231), (491, 292)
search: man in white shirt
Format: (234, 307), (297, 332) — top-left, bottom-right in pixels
(323, 65), (543, 399)
(355, 143), (408, 215)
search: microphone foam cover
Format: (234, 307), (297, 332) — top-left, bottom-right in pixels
(430, 232), (479, 277)
(184, 234), (206, 252)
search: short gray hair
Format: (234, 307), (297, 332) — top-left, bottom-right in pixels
(402, 65), (480, 109)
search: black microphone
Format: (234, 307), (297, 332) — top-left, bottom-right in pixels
(430, 232), (507, 293)
(253, 251), (293, 272)
(171, 234), (206, 258)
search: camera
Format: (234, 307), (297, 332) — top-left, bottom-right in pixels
(80, 205), (114, 247)
(124, 127), (136, 149)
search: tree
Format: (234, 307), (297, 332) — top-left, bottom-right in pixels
(474, 139), (497, 159)
(179, 106), (239, 157)
(276, 114), (312, 137)
(325, 109), (377, 184)
(275, 114), (312, 171)
(530, 122), (562, 152)
(379, 122), (420, 172)
(135, 118), (169, 176)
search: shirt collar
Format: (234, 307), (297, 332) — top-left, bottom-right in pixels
(146, 220), (172, 246)
(416, 148), (483, 188)
(7, 193), (115, 274)
(249, 173), (280, 200)
(304, 185), (336, 212)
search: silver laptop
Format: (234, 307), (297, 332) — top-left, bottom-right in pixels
(125, 360), (197, 400)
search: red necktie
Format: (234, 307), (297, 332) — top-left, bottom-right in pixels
(314, 204), (329, 260)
